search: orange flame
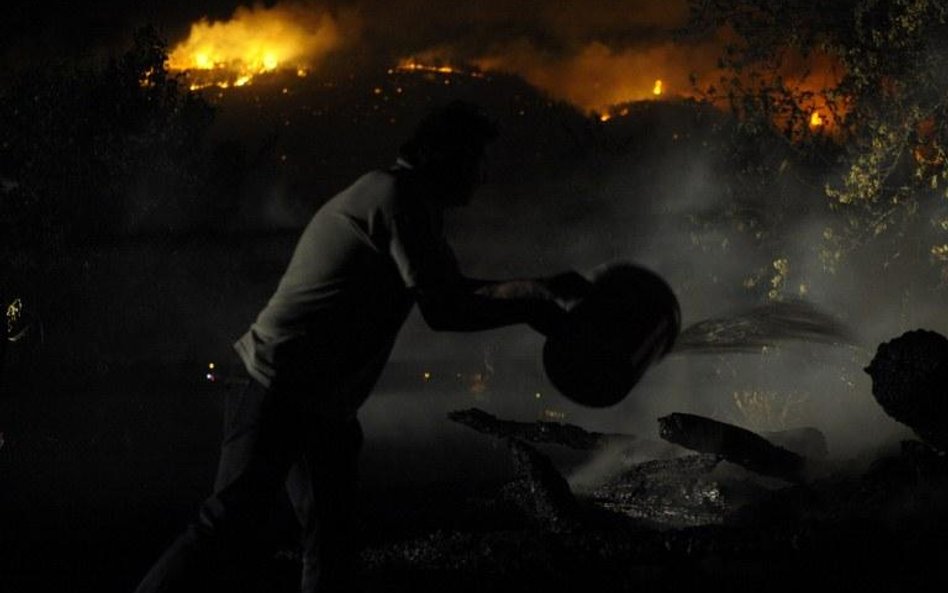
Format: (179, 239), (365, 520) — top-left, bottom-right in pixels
(168, 3), (347, 89)
(653, 79), (663, 96)
(393, 57), (484, 78)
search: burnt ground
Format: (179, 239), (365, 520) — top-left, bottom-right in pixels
(3, 365), (948, 593)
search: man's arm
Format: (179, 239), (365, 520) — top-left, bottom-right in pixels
(414, 272), (591, 335)
(386, 191), (591, 334)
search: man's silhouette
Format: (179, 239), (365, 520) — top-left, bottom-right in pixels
(134, 101), (588, 593)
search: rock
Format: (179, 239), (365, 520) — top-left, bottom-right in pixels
(865, 329), (948, 451)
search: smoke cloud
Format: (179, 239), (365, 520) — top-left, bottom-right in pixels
(474, 40), (716, 112)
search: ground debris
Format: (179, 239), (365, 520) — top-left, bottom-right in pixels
(865, 329), (948, 451)
(355, 413), (948, 592)
(587, 454), (728, 527)
(658, 412), (806, 482)
(448, 407), (635, 450)
(732, 439), (948, 530)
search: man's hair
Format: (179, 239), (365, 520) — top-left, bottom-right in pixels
(399, 101), (499, 167)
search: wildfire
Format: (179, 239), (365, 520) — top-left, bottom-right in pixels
(809, 111), (824, 129)
(167, 3), (346, 90)
(473, 41), (709, 115)
(392, 58), (484, 78)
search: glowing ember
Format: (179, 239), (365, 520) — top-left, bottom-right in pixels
(138, 67), (158, 88)
(809, 111), (824, 128)
(168, 4), (345, 90)
(394, 58), (485, 78)
(542, 409), (566, 421)
(653, 79), (663, 96)
(205, 362), (218, 383)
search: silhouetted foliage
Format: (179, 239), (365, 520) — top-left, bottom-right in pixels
(686, 0), (948, 284)
(0, 26), (216, 333)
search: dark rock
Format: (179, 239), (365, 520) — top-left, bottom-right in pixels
(658, 412), (806, 482)
(865, 329), (948, 451)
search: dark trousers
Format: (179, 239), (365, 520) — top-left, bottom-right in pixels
(134, 378), (363, 593)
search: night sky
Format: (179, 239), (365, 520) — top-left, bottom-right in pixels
(4, 0), (688, 56)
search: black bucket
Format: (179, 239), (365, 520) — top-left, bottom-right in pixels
(542, 263), (680, 408)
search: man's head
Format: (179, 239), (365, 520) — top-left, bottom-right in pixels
(399, 101), (499, 206)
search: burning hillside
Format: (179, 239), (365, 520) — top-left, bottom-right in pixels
(162, 2), (846, 134)
(166, 3), (354, 90)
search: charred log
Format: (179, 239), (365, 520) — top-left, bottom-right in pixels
(500, 438), (579, 532)
(658, 413), (806, 482)
(761, 426), (828, 460)
(448, 407), (635, 450)
(865, 329), (948, 451)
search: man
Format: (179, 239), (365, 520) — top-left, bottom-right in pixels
(134, 101), (589, 593)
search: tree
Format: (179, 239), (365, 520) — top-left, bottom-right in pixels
(0, 26), (215, 364)
(686, 0), (948, 285)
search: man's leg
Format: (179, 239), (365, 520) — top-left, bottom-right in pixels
(134, 379), (302, 593)
(286, 417), (363, 593)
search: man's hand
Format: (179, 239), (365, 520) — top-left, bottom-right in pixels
(417, 270), (589, 334)
(526, 300), (570, 337)
(539, 271), (592, 309)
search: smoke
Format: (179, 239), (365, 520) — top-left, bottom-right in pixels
(419, 94), (944, 473)
(54, 0), (945, 478)
(474, 40), (716, 113)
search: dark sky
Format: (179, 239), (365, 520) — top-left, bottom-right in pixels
(2, 1), (690, 66)
(4, 1), (243, 60)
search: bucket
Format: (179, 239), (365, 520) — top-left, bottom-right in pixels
(542, 263), (680, 407)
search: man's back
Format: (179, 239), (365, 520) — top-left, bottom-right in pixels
(234, 167), (456, 413)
